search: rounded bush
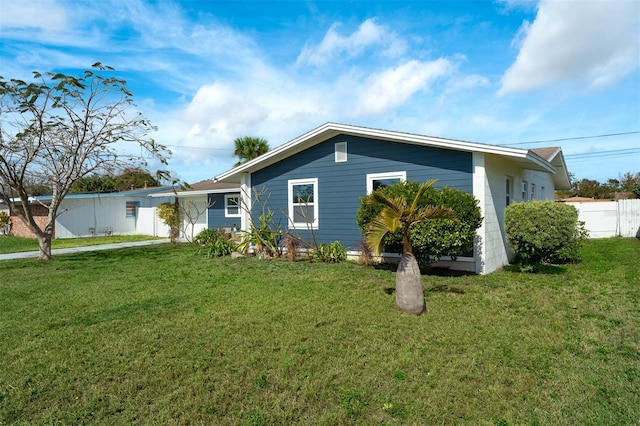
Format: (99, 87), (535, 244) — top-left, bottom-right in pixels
(505, 200), (588, 271)
(357, 181), (482, 269)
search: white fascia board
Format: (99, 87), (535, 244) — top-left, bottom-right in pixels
(149, 188), (238, 198)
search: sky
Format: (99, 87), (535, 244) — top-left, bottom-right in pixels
(1, 0), (639, 185)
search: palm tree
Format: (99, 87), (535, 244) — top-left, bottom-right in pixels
(233, 136), (270, 166)
(366, 180), (458, 315)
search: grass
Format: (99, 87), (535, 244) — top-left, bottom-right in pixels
(1, 238), (638, 425)
(0, 234), (164, 254)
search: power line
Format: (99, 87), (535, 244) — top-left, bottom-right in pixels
(565, 148), (640, 158)
(500, 130), (640, 146)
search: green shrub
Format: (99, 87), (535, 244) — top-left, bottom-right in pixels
(0, 211), (11, 229)
(357, 181), (482, 270)
(505, 200), (588, 271)
(194, 228), (236, 257)
(194, 228), (222, 245)
(312, 241), (347, 263)
(201, 238), (236, 257)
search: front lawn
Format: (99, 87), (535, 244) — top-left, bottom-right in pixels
(1, 238), (638, 425)
(0, 234), (164, 254)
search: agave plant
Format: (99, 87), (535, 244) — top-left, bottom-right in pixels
(367, 180), (458, 315)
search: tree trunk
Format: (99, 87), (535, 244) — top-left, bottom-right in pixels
(396, 253), (425, 315)
(37, 233), (53, 260)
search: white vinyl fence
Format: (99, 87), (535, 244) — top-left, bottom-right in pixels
(137, 206), (171, 237)
(564, 199), (640, 238)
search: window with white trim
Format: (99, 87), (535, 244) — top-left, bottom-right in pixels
(521, 181), (528, 201)
(225, 194), (241, 217)
(506, 176), (512, 206)
(366, 171), (406, 194)
(335, 142), (347, 162)
(288, 178), (318, 229)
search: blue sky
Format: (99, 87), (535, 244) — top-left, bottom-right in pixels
(1, 0), (639, 185)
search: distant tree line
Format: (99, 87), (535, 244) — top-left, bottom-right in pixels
(556, 171), (640, 199)
(14, 168), (162, 196)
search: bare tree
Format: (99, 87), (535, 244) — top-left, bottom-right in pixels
(0, 63), (170, 259)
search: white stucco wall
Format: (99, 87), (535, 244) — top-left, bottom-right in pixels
(55, 195), (172, 238)
(474, 154), (557, 274)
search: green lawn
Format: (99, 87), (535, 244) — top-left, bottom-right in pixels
(0, 234), (165, 254)
(1, 239), (638, 425)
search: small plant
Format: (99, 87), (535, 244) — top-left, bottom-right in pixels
(283, 234), (302, 260)
(355, 239), (374, 266)
(0, 211), (11, 233)
(157, 201), (180, 243)
(383, 402), (408, 419)
(312, 241), (347, 263)
(201, 238), (235, 258)
(342, 390), (367, 420)
(194, 229), (236, 257)
(253, 374), (268, 389)
(237, 211), (282, 258)
(194, 228), (222, 245)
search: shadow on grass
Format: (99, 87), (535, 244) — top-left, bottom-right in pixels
(372, 263), (476, 277)
(384, 284), (465, 295)
(503, 263), (568, 275)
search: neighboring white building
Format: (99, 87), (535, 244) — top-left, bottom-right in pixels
(12, 187), (175, 239)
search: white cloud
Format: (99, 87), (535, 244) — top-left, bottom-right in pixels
(296, 18), (406, 67)
(0, 0), (67, 31)
(499, 0), (640, 95)
(353, 59), (453, 116)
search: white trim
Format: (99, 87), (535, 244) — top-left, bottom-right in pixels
(472, 152), (486, 275)
(335, 141), (347, 162)
(224, 194), (241, 218)
(288, 178), (319, 229)
(366, 171), (406, 194)
(240, 174), (251, 232)
(150, 188), (239, 197)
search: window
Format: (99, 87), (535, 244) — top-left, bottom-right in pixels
(521, 181), (528, 201)
(530, 183), (536, 201)
(366, 171), (406, 194)
(125, 201), (139, 217)
(225, 194), (241, 217)
(335, 142), (347, 163)
(288, 178), (318, 229)
(506, 177), (512, 206)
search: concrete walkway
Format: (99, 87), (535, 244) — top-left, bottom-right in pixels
(0, 239), (170, 261)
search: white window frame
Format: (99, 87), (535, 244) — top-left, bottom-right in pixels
(288, 178), (318, 229)
(521, 181), (528, 201)
(335, 142), (347, 163)
(506, 176), (512, 206)
(224, 194), (241, 218)
(366, 171), (406, 194)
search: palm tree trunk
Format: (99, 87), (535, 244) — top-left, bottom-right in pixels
(396, 252), (425, 315)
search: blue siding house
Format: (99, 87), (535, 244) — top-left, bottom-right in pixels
(214, 123), (571, 274)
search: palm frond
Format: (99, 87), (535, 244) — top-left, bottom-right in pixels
(366, 206), (401, 255)
(409, 179), (437, 212)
